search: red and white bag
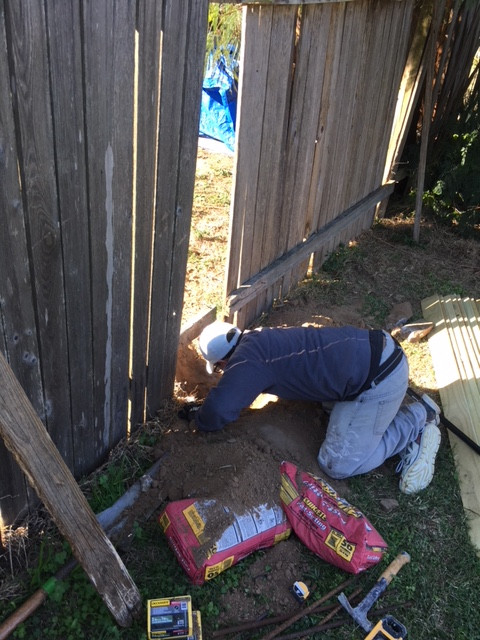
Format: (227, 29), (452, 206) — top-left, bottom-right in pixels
(280, 461), (387, 574)
(159, 498), (291, 585)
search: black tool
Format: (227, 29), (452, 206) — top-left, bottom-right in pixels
(364, 615), (407, 639)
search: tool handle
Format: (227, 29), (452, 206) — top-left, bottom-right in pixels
(378, 551), (410, 585)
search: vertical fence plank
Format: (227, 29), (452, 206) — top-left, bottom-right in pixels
(146, 0), (208, 415)
(307, 2), (345, 232)
(83, 0), (136, 452)
(343, 2), (378, 213)
(130, 1), (164, 429)
(0, 1), (37, 522)
(45, 0), (95, 477)
(4, 0), (73, 465)
(374, 0), (415, 190)
(226, 4), (273, 328)
(250, 5), (297, 322)
(282, 2), (332, 248)
(277, 2), (333, 301)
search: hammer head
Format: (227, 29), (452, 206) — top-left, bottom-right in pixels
(338, 591), (373, 632)
(338, 551), (411, 632)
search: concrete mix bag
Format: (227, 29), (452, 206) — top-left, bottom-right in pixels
(159, 498), (291, 584)
(280, 461), (387, 573)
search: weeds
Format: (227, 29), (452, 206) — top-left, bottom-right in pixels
(2, 185), (480, 640)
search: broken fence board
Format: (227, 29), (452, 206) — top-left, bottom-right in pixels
(0, 351), (141, 626)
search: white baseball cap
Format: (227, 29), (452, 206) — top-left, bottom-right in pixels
(198, 321), (242, 374)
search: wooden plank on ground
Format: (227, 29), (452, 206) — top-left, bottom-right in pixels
(0, 351), (141, 626)
(422, 294), (480, 554)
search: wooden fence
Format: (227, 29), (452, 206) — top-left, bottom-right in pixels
(0, 0), (208, 525)
(225, 0), (419, 327)
(1, 0), (433, 526)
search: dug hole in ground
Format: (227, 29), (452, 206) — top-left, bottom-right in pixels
(118, 145), (479, 632)
(170, 300), (401, 624)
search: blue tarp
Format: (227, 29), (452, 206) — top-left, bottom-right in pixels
(199, 51), (238, 152)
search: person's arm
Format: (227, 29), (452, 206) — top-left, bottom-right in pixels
(195, 359), (267, 431)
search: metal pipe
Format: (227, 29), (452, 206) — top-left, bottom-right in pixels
(212, 595), (358, 638)
(274, 600), (413, 640)
(258, 577), (356, 640)
(0, 457), (165, 639)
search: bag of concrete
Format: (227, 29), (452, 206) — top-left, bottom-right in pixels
(159, 498), (291, 584)
(280, 461), (387, 574)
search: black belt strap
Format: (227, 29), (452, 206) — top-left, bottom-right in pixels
(349, 332), (404, 400)
(343, 330), (383, 400)
(370, 341), (404, 386)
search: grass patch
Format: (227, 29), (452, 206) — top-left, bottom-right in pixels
(2, 173), (480, 639)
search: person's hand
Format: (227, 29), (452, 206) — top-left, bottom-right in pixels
(177, 402), (202, 423)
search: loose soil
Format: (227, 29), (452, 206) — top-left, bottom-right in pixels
(2, 145), (479, 635)
(145, 146), (479, 626)
(116, 146), (480, 627)
(149, 302), (412, 625)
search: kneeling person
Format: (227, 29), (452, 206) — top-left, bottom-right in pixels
(185, 321), (440, 495)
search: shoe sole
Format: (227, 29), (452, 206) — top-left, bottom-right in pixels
(399, 422), (441, 495)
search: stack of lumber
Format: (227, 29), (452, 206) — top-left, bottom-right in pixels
(422, 295), (480, 554)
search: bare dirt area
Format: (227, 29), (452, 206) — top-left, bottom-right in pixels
(158, 304), (402, 626)
(2, 145), (479, 638)
(119, 144), (480, 630)
(154, 145), (480, 628)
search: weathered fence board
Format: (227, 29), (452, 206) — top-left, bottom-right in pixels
(0, 0), (207, 524)
(251, 6), (297, 321)
(83, 0), (136, 457)
(45, 0), (95, 477)
(5, 0), (74, 471)
(226, 5), (274, 328)
(226, 0), (416, 326)
(145, 0), (208, 418)
(130, 1), (164, 430)
(0, 3), (36, 517)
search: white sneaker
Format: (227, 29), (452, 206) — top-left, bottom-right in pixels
(397, 421), (441, 494)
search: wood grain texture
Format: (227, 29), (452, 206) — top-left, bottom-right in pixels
(422, 295), (480, 554)
(0, 2), (38, 520)
(146, 0), (208, 416)
(0, 351), (141, 626)
(6, 0), (72, 465)
(45, 0), (95, 477)
(82, 0), (135, 452)
(227, 1), (416, 327)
